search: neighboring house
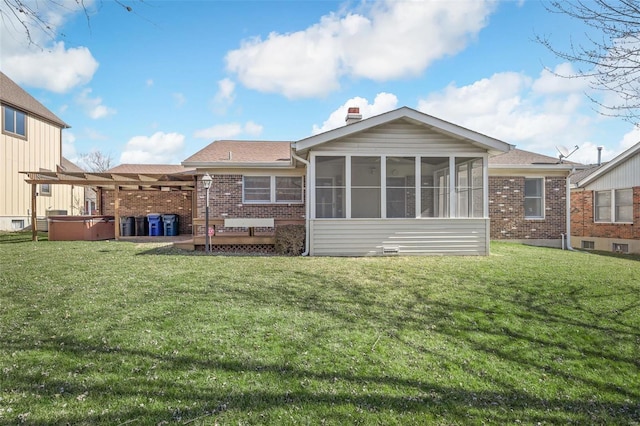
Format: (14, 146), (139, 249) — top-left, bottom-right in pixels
(488, 148), (579, 246)
(0, 71), (80, 231)
(571, 142), (640, 254)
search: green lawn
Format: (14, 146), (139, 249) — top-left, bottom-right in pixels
(0, 232), (638, 425)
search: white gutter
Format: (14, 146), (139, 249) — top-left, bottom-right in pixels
(565, 172), (575, 251)
(291, 151), (310, 256)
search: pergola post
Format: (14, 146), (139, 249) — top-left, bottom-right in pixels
(31, 181), (38, 242)
(114, 185), (121, 240)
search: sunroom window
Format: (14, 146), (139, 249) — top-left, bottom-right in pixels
(421, 157), (449, 218)
(351, 157), (380, 218)
(387, 157), (415, 218)
(315, 156), (345, 218)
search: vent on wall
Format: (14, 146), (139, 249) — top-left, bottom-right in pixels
(382, 246), (399, 255)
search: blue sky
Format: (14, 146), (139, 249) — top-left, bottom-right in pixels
(2, 0), (638, 168)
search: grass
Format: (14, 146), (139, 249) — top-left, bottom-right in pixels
(0, 232), (638, 425)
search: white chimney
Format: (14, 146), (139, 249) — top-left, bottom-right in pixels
(597, 146), (603, 166)
(345, 107), (362, 125)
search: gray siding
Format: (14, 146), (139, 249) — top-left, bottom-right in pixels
(585, 154), (640, 190)
(310, 219), (489, 256)
(312, 120), (485, 154)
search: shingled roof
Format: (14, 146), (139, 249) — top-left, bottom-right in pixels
(489, 148), (573, 165)
(182, 140), (293, 167)
(0, 71), (69, 128)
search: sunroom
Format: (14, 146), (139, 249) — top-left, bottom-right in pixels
(294, 107), (512, 256)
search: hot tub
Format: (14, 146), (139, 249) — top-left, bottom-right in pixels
(47, 215), (115, 241)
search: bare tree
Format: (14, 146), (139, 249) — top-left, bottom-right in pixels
(537, 1), (640, 125)
(0, 0), (136, 47)
(79, 151), (113, 173)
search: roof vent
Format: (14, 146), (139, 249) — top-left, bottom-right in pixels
(345, 107), (362, 125)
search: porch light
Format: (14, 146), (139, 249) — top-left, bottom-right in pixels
(202, 173), (213, 253)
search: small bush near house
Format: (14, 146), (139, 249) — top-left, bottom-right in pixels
(275, 224), (305, 255)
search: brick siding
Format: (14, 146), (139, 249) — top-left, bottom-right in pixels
(196, 174), (306, 234)
(100, 189), (192, 235)
(489, 176), (566, 239)
(570, 187), (640, 239)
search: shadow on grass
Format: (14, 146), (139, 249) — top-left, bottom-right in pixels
(576, 249), (640, 262)
(0, 231), (48, 244)
(4, 333), (639, 425)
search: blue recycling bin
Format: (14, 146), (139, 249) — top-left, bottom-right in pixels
(147, 214), (163, 236)
(162, 214), (179, 236)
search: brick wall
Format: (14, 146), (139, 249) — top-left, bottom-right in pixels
(571, 187), (640, 239)
(489, 176), (566, 239)
(100, 189), (192, 235)
(196, 174), (306, 233)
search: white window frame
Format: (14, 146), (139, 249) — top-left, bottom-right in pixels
(39, 183), (52, 197)
(524, 177), (545, 219)
(242, 175), (303, 204)
(595, 188), (633, 224)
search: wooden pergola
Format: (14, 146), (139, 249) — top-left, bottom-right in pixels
(21, 170), (197, 241)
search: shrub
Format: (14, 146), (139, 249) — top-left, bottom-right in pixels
(275, 224), (305, 255)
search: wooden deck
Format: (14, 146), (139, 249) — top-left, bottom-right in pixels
(174, 217), (304, 251)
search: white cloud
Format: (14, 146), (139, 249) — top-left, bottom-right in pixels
(0, 2), (99, 92)
(312, 92), (398, 134)
(76, 88), (116, 119)
(194, 122), (264, 140)
(416, 71), (594, 156)
(173, 92), (186, 108)
(226, 0), (496, 99)
(532, 63), (590, 95)
(215, 78), (236, 103)
(62, 132), (78, 161)
(120, 132), (186, 164)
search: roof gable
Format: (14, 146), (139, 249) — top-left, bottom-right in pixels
(576, 141), (640, 187)
(0, 71), (69, 128)
(294, 106), (513, 155)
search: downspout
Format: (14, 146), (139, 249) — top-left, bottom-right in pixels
(565, 170), (575, 250)
(291, 150), (310, 256)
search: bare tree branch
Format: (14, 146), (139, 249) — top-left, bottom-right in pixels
(536, 0), (640, 125)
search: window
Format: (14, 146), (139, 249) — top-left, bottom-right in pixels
(595, 189), (633, 223)
(243, 176), (271, 202)
(313, 155), (486, 219)
(594, 190), (611, 222)
(456, 158), (483, 218)
(524, 178), (544, 218)
(316, 156), (345, 218)
(387, 157), (415, 218)
(243, 176), (303, 203)
(351, 157), (380, 218)
(615, 189), (633, 222)
(3, 106), (26, 137)
(613, 243), (629, 253)
(581, 240), (595, 250)
(275, 177), (303, 203)
(421, 158), (449, 218)
(11, 220), (24, 230)
(39, 183), (51, 196)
